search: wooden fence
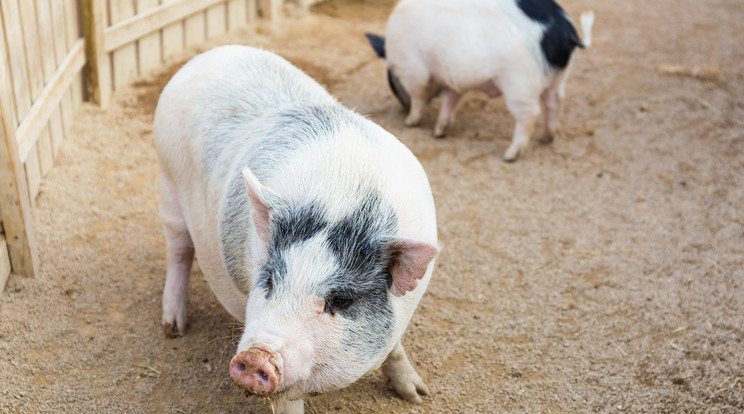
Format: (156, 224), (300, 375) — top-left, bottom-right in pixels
(83, 0), (289, 106)
(0, 0), (301, 290)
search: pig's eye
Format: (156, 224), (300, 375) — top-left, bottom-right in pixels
(324, 294), (354, 315)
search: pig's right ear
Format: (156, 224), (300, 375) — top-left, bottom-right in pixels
(242, 167), (276, 243)
(365, 33), (386, 58)
(387, 239), (439, 297)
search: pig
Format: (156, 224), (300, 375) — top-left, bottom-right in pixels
(153, 45), (439, 414)
(366, 0), (595, 161)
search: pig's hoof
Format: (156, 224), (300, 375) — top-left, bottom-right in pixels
(433, 129), (447, 139)
(502, 152), (519, 163)
(536, 133), (554, 144)
(163, 322), (184, 338)
(404, 116), (422, 127)
(502, 144), (524, 162)
(387, 374), (430, 404)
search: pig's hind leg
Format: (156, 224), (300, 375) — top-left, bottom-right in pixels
(433, 88), (461, 138)
(381, 341), (430, 403)
(159, 173), (195, 338)
(537, 70), (570, 144)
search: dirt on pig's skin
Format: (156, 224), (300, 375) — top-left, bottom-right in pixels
(1, 0), (743, 413)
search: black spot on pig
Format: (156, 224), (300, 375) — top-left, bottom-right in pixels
(365, 33), (386, 58)
(271, 201), (328, 252)
(325, 188), (398, 358)
(327, 190), (397, 284)
(517, 0), (583, 70)
(387, 69), (411, 110)
(366, 33), (411, 110)
(219, 105), (350, 293)
(259, 201), (329, 298)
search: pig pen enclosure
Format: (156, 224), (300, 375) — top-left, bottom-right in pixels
(1, 0), (743, 412)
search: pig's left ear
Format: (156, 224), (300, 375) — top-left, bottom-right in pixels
(387, 239), (439, 297)
(242, 167), (280, 243)
(365, 33), (386, 58)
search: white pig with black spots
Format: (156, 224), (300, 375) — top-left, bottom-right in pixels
(367, 0), (594, 161)
(154, 45), (439, 414)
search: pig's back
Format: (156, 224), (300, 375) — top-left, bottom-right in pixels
(155, 45), (337, 179)
(387, 0), (549, 88)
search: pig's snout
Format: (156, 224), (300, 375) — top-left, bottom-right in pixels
(229, 346), (282, 396)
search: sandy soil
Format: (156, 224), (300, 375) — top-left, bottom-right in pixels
(1, 0), (743, 412)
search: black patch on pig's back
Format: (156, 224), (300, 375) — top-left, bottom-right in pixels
(517, 0), (582, 70)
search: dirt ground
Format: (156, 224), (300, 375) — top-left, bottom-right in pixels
(1, 0), (743, 412)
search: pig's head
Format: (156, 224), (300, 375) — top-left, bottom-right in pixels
(365, 33), (411, 111)
(229, 167), (438, 401)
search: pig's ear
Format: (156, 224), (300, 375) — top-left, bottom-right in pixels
(387, 239), (439, 297)
(365, 33), (386, 58)
(242, 167), (275, 243)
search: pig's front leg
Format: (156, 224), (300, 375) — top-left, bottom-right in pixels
(160, 175), (194, 338)
(381, 340), (430, 403)
(503, 96), (541, 162)
(277, 399), (304, 414)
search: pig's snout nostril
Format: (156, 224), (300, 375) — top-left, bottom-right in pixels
(229, 347), (281, 396)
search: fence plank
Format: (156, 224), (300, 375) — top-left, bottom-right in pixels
(0, 237), (11, 295)
(64, 0), (79, 51)
(24, 146), (41, 206)
(247, 0), (257, 23)
(0, 11), (38, 278)
(1, 0), (32, 121)
(49, 107), (65, 156)
(82, 0), (112, 106)
(110, 1), (138, 90)
(50, 0), (69, 64)
(206, 3), (226, 39)
(227, 0), (247, 31)
(137, 0), (162, 75)
(35, 0), (58, 82)
(106, 0), (226, 54)
(17, 0), (45, 100)
(161, 0), (183, 61)
(37, 127), (54, 177)
(71, 74), (83, 110)
(184, 10), (205, 48)
(60, 90), (74, 133)
(17, 40), (86, 162)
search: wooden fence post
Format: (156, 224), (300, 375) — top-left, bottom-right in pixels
(81, 0), (112, 107)
(0, 42), (39, 280)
